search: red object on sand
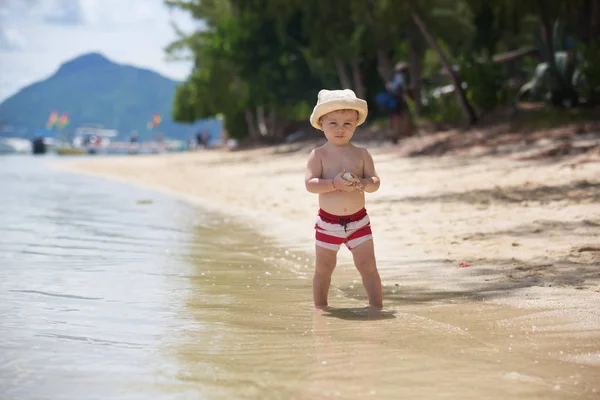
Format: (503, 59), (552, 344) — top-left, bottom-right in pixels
(459, 262), (471, 268)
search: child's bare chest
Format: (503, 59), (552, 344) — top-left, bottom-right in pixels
(321, 151), (364, 178)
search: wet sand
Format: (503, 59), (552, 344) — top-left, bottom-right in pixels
(58, 142), (600, 397)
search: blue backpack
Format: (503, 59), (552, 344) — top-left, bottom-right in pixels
(376, 91), (398, 111)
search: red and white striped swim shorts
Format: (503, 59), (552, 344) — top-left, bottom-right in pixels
(314, 208), (373, 251)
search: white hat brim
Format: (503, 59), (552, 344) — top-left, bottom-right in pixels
(310, 98), (368, 130)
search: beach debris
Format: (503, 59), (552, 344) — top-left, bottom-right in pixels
(578, 246), (600, 253)
(136, 199), (153, 205)
(459, 262), (471, 268)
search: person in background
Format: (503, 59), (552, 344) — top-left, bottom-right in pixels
(201, 129), (210, 148)
(386, 62), (413, 144)
(195, 129), (210, 150)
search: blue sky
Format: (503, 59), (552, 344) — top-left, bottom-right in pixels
(0, 0), (199, 102)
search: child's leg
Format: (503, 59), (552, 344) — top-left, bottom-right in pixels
(350, 240), (383, 308)
(313, 245), (338, 308)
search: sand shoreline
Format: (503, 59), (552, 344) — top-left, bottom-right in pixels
(56, 143), (600, 335)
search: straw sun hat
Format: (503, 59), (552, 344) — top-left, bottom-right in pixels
(309, 89), (368, 130)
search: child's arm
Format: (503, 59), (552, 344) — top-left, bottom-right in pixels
(305, 149), (349, 193)
(359, 149), (381, 193)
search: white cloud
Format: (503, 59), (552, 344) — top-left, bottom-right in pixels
(0, 27), (27, 50)
(42, 0), (84, 25)
(0, 0), (198, 101)
(79, 0), (159, 26)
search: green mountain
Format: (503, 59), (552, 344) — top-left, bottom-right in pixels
(0, 52), (217, 141)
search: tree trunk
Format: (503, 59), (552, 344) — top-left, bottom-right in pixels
(590, 0), (599, 41)
(376, 49), (394, 83)
(234, 74), (259, 139)
(244, 109), (258, 139)
(268, 107), (275, 138)
(408, 37), (423, 117)
(364, 0), (394, 83)
(350, 58), (366, 99)
(256, 106), (267, 136)
(334, 58), (353, 90)
(407, 0), (477, 125)
(268, 107), (285, 140)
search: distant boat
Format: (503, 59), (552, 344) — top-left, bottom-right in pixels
(55, 147), (87, 155)
(0, 138), (32, 154)
(55, 126), (118, 156)
(54, 125), (184, 155)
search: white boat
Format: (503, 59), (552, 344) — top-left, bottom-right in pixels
(0, 138), (32, 154)
(55, 126), (118, 155)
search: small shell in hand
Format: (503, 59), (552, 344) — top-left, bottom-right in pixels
(342, 172), (359, 184)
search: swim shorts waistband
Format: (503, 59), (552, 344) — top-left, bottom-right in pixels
(318, 208), (367, 225)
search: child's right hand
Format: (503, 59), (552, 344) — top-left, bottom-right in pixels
(333, 170), (357, 192)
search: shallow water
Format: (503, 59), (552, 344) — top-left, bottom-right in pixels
(0, 155), (598, 399)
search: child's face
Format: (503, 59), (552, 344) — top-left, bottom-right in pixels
(320, 109), (359, 145)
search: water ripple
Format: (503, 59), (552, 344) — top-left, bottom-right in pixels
(8, 290), (104, 301)
(35, 333), (146, 349)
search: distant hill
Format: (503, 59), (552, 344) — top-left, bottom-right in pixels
(0, 52), (220, 142)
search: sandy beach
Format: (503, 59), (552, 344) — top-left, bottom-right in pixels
(59, 139), (600, 335)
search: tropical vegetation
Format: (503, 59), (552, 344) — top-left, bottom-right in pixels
(165, 0), (600, 142)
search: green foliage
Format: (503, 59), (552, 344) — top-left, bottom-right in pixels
(420, 49), (444, 84)
(166, 0), (327, 140)
(224, 11), (320, 109)
(223, 110), (249, 141)
(164, 0), (600, 137)
(421, 94), (464, 124)
(575, 41), (600, 104)
(459, 54), (508, 113)
(508, 106), (599, 131)
(469, 1), (502, 54)
(427, 0), (474, 54)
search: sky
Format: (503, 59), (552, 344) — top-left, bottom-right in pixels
(0, 0), (199, 102)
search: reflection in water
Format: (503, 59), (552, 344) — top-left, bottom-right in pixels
(320, 307), (397, 321)
(0, 156), (598, 400)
